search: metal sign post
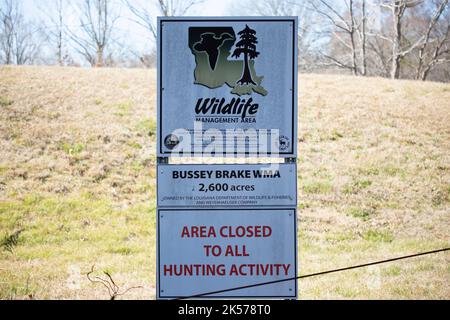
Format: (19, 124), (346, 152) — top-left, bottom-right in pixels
(156, 17), (298, 299)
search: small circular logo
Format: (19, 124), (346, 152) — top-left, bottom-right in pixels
(164, 134), (180, 150)
(277, 136), (290, 152)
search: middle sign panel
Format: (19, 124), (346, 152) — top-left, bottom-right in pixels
(158, 163), (297, 208)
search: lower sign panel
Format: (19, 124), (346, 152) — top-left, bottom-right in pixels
(157, 208), (297, 299)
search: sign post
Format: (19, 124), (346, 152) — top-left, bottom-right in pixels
(156, 17), (298, 299)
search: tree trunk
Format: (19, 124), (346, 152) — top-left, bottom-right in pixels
(349, 0), (358, 76)
(5, 49), (12, 64)
(57, 32), (62, 66)
(421, 66), (431, 81)
(238, 53), (256, 85)
(391, 55), (401, 79)
(97, 46), (104, 67)
(57, 2), (63, 66)
(391, 1), (404, 79)
(361, 0), (367, 76)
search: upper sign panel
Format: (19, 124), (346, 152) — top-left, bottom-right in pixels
(157, 17), (298, 157)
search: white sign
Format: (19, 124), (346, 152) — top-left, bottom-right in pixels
(157, 163), (297, 207)
(157, 208), (297, 299)
(157, 17), (298, 157)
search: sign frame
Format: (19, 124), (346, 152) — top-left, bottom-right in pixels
(156, 207), (298, 299)
(157, 16), (298, 158)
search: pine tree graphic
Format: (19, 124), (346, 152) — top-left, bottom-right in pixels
(232, 25), (259, 86)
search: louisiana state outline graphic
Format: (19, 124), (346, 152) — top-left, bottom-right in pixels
(189, 25), (268, 96)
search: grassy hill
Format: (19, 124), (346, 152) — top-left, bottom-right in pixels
(0, 66), (449, 299)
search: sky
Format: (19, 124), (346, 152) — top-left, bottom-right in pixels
(22, 0), (234, 17)
(19, 0), (236, 63)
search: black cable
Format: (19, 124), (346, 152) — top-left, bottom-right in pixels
(174, 247), (450, 300)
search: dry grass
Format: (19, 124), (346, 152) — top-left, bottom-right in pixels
(0, 65), (449, 299)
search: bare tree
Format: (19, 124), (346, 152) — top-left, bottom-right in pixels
(125, 0), (203, 39)
(366, 31), (392, 77)
(0, 0), (19, 64)
(13, 22), (39, 65)
(69, 0), (118, 67)
(360, 0), (368, 75)
(0, 0), (40, 65)
(38, 0), (69, 66)
(414, 0), (450, 80)
(123, 0), (203, 68)
(308, 0), (361, 75)
(377, 0), (425, 78)
(370, 0), (450, 80)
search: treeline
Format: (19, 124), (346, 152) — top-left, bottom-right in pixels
(1, 0), (449, 82)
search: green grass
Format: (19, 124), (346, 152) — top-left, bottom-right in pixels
(383, 265), (402, 276)
(1, 230), (22, 253)
(381, 166), (407, 178)
(357, 165), (408, 178)
(0, 193), (156, 299)
(58, 142), (85, 155)
(326, 231), (356, 242)
(0, 194), (155, 254)
(343, 179), (372, 194)
(318, 129), (344, 142)
(135, 119), (157, 137)
(298, 202), (309, 210)
(131, 160), (145, 172)
(127, 141), (143, 149)
(0, 96), (13, 107)
(302, 181), (333, 194)
(110, 102), (133, 117)
(346, 207), (372, 221)
(357, 167), (380, 176)
(107, 246), (137, 256)
(362, 229), (394, 243)
(330, 129), (344, 141)
(0, 271), (37, 300)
